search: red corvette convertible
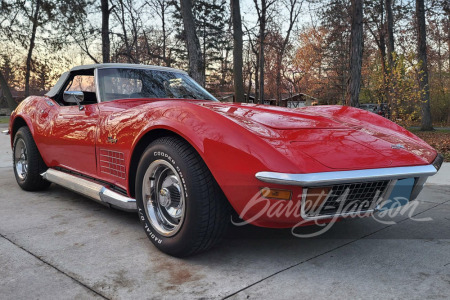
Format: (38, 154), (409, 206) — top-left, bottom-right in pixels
(6, 64), (443, 256)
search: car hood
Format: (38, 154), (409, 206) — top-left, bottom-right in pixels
(195, 102), (436, 171)
(197, 102), (346, 129)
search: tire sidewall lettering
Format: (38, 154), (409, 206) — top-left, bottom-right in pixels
(138, 208), (162, 244)
(153, 150), (188, 197)
(137, 147), (190, 247)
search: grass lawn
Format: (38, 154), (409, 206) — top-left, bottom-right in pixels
(0, 116), (10, 124)
(409, 129), (450, 162)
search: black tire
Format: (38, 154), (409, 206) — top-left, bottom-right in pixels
(135, 136), (230, 257)
(13, 126), (51, 191)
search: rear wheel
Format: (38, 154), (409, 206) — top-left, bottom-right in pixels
(135, 136), (229, 257)
(13, 127), (51, 191)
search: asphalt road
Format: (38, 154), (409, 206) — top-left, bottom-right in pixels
(0, 128), (449, 299)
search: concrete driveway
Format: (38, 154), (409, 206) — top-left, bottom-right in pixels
(0, 128), (449, 299)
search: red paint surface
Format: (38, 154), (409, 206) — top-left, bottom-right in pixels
(10, 97), (437, 227)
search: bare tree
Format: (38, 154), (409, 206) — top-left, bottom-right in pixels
(147, 0), (171, 66)
(231, 0), (244, 102)
(71, 19), (100, 64)
(447, 7), (450, 125)
(275, 0), (302, 106)
(101, 0), (114, 63)
(416, 0), (433, 130)
(251, 35), (260, 103)
(384, 0), (395, 114)
(345, 0), (363, 107)
(366, 0), (389, 103)
(112, 0), (141, 63)
(384, 0), (394, 67)
(243, 43), (253, 102)
(243, 23), (260, 103)
(253, 0), (276, 103)
(54, 0), (100, 64)
(180, 0), (204, 85)
(24, 0), (41, 97)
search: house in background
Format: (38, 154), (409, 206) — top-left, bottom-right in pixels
(244, 93), (318, 107)
(282, 93), (318, 107)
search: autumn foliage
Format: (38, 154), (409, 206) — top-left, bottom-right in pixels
(413, 130), (450, 162)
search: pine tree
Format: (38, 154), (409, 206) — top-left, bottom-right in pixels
(171, 0), (231, 87)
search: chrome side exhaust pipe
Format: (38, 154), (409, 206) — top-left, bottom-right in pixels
(41, 169), (136, 212)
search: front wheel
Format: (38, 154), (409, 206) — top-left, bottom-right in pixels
(13, 126), (51, 191)
(135, 136), (229, 257)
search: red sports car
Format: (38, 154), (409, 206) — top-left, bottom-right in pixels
(6, 64), (443, 256)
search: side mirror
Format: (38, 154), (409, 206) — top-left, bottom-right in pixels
(63, 91), (84, 110)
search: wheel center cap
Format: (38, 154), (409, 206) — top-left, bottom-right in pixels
(159, 188), (171, 207)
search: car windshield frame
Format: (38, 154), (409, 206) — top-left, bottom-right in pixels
(96, 67), (218, 102)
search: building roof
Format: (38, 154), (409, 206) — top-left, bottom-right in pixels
(282, 93), (318, 101)
(246, 93), (317, 102)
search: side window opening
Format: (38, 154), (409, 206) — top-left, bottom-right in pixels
(56, 70), (97, 106)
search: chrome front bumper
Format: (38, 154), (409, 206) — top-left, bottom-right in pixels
(256, 154), (444, 219)
(255, 164), (439, 187)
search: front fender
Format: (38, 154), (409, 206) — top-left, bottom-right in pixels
(9, 97), (42, 146)
(98, 101), (300, 217)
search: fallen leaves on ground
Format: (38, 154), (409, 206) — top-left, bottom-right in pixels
(413, 131), (450, 162)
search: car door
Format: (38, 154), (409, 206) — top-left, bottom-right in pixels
(49, 73), (99, 177)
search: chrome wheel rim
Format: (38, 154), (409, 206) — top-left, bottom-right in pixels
(14, 139), (28, 180)
(142, 160), (185, 237)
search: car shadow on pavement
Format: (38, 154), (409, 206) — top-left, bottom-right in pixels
(3, 172), (449, 262)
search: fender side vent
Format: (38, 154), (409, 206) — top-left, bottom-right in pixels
(99, 149), (126, 179)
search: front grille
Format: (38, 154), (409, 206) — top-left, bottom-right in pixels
(304, 180), (390, 217)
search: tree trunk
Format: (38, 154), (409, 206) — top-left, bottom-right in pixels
(384, 0), (395, 119)
(275, 0), (301, 106)
(221, 47), (229, 86)
(250, 39), (259, 103)
(202, 20), (207, 79)
(117, 0), (134, 63)
(258, 0), (267, 104)
(254, 61), (259, 104)
(231, 0), (244, 102)
(246, 70), (252, 103)
(345, 0), (363, 107)
(380, 46), (392, 112)
(0, 71), (16, 110)
(101, 0), (111, 63)
(180, 0), (205, 86)
(24, 0), (41, 97)
(416, 0), (433, 130)
(385, 0), (394, 67)
(446, 16), (450, 124)
(275, 54), (283, 105)
(376, 17), (393, 114)
(447, 8), (450, 124)
(161, 2), (167, 66)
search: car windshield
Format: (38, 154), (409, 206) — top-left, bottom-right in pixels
(97, 68), (217, 102)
